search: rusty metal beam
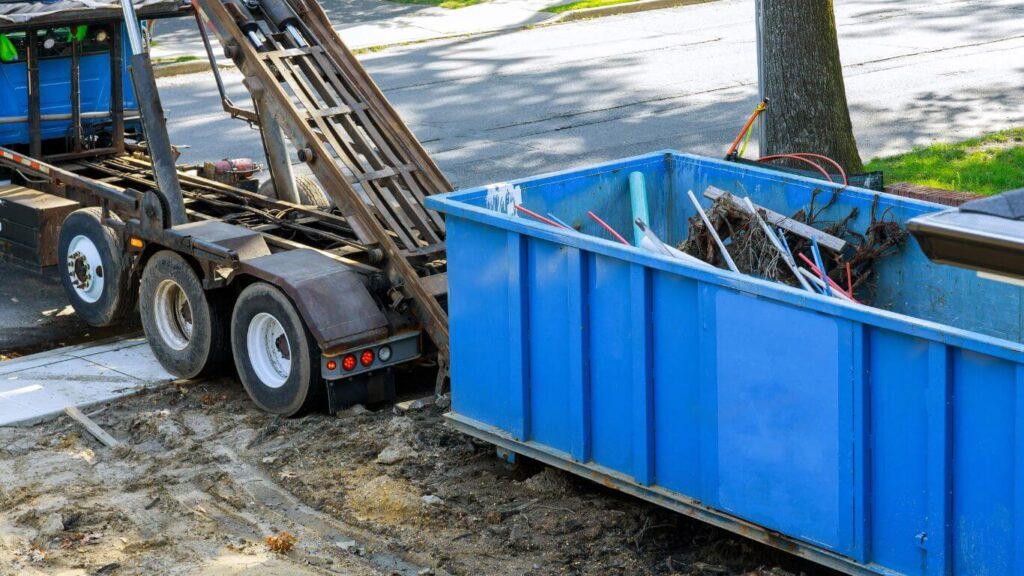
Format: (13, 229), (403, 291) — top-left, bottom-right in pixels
(193, 0), (450, 357)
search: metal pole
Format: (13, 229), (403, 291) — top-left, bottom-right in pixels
(755, 0), (767, 158)
(110, 25), (125, 154)
(120, 0), (146, 54)
(120, 0), (187, 225)
(70, 34), (82, 152)
(27, 28), (41, 159)
(255, 96), (300, 204)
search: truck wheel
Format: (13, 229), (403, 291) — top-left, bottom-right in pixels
(257, 175), (332, 209)
(57, 208), (135, 327)
(140, 251), (231, 379)
(231, 282), (323, 416)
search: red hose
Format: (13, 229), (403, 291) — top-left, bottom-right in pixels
(789, 153), (848, 188)
(757, 154), (834, 183)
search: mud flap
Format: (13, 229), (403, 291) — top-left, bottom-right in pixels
(326, 371), (395, 412)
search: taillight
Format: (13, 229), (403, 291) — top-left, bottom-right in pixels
(360, 349), (374, 366)
(342, 354), (357, 371)
(326, 360), (337, 371)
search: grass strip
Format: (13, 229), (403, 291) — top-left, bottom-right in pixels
(865, 127), (1024, 195)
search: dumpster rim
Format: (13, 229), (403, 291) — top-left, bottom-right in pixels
(427, 151), (1024, 363)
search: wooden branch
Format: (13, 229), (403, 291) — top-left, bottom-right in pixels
(703, 186), (847, 252)
(65, 406), (121, 448)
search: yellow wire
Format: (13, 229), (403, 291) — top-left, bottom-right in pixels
(738, 116), (755, 157)
(737, 102), (766, 158)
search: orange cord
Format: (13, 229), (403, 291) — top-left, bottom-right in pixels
(726, 99), (768, 159)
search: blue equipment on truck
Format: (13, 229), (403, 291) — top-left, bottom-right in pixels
(427, 151), (1024, 576)
(0, 24), (137, 146)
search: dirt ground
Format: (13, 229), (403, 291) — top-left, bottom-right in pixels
(0, 376), (834, 576)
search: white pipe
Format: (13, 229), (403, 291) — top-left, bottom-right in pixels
(687, 190), (739, 274)
(743, 196), (815, 292)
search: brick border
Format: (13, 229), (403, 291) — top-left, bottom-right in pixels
(884, 182), (978, 207)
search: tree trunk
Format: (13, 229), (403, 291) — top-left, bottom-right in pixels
(762, 0), (864, 173)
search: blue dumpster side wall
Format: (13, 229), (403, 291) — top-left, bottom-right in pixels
(429, 152), (1024, 576)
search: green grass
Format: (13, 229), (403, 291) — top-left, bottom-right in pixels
(388, 0), (486, 8)
(153, 55), (201, 64)
(865, 128), (1024, 196)
(544, 0), (640, 14)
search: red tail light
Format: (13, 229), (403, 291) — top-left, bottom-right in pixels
(342, 354), (357, 371)
(360, 349), (375, 366)
(326, 360), (338, 371)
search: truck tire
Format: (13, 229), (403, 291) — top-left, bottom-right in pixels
(257, 174), (332, 209)
(139, 251), (231, 379)
(57, 208), (135, 327)
(231, 282), (324, 416)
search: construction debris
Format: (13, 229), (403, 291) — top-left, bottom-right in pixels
(64, 406), (121, 448)
(683, 186), (908, 305)
(705, 186), (847, 252)
(394, 396), (434, 413)
(510, 183), (906, 306)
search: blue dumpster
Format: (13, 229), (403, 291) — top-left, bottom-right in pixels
(426, 152), (1024, 576)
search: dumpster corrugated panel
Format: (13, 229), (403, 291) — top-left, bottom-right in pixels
(0, 25), (137, 146)
(426, 152), (1024, 576)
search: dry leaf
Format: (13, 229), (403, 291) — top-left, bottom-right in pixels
(265, 531), (297, 554)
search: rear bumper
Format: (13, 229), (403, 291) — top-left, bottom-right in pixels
(320, 330), (420, 380)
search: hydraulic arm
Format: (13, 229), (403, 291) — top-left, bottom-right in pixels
(192, 0), (454, 361)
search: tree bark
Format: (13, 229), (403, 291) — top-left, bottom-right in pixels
(762, 0), (864, 173)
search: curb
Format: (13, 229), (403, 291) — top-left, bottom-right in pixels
(153, 59), (219, 78)
(552, 0), (715, 23)
(150, 0), (716, 78)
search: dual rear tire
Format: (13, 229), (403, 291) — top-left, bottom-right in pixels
(139, 251), (231, 379)
(139, 251), (321, 416)
(230, 283), (323, 416)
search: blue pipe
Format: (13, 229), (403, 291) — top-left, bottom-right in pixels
(811, 237), (832, 297)
(629, 171), (649, 246)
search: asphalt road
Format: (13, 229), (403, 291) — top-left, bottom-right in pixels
(157, 0), (1024, 189)
(0, 263), (134, 356)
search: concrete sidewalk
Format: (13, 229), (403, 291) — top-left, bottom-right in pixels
(151, 0), (566, 62)
(0, 336), (173, 427)
(151, 0), (705, 63)
(339, 0), (560, 49)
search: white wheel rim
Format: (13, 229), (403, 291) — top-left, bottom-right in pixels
(247, 312), (291, 389)
(66, 235), (105, 304)
(153, 279), (193, 351)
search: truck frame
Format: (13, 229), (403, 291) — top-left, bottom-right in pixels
(0, 0), (452, 415)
